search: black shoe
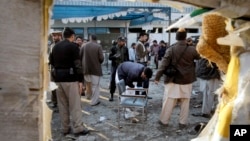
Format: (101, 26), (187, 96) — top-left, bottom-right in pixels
(179, 123), (187, 129)
(52, 104), (57, 108)
(81, 91), (85, 96)
(109, 97), (113, 101)
(109, 93), (114, 101)
(91, 101), (101, 106)
(201, 114), (211, 118)
(158, 120), (168, 127)
(63, 132), (70, 136)
(52, 107), (59, 113)
(192, 113), (202, 116)
(63, 128), (71, 136)
(74, 129), (90, 136)
(192, 113), (211, 118)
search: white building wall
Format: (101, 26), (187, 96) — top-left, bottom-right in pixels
(128, 30), (201, 48)
(148, 31), (201, 45)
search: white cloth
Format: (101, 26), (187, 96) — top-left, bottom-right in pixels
(115, 71), (119, 84)
(84, 74), (101, 105)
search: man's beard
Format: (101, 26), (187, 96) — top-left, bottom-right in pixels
(54, 39), (60, 43)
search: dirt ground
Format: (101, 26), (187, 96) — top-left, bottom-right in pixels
(48, 63), (210, 141)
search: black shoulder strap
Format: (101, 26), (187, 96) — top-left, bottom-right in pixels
(172, 45), (188, 65)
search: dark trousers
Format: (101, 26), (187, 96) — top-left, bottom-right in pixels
(136, 61), (149, 95)
(154, 55), (159, 69)
(136, 61), (148, 95)
(110, 65), (117, 95)
(51, 90), (57, 105)
(136, 80), (149, 95)
(50, 69), (57, 105)
(137, 80), (149, 89)
(138, 62), (147, 67)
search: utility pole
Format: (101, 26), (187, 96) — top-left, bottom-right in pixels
(168, 7), (171, 45)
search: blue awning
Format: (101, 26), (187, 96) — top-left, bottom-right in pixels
(52, 6), (127, 20)
(52, 0), (171, 26)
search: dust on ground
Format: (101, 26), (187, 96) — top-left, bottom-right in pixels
(48, 64), (210, 141)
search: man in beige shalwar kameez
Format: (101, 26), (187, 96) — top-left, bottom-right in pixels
(154, 28), (200, 129)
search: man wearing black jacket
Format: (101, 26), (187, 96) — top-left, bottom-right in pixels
(192, 58), (221, 118)
(108, 36), (129, 101)
(49, 27), (89, 136)
(48, 30), (62, 108)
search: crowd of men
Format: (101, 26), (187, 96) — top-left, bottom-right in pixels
(48, 27), (221, 137)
